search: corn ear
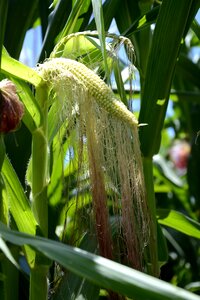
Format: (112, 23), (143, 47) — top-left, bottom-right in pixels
(37, 58), (138, 127)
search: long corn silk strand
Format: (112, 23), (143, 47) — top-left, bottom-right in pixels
(37, 58), (149, 269)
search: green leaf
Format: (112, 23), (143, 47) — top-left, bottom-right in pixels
(0, 0), (8, 67)
(38, 0), (49, 38)
(157, 209), (200, 239)
(1, 48), (42, 86)
(113, 59), (128, 105)
(51, 32), (101, 63)
(0, 245), (19, 300)
(47, 99), (67, 144)
(53, 233), (99, 300)
(1, 156), (37, 235)
(175, 54), (200, 89)
(123, 5), (159, 36)
(92, 0), (110, 80)
(115, 0), (153, 85)
(59, 0), (90, 40)
(4, 0), (39, 59)
(139, 0), (194, 157)
(1, 156), (37, 265)
(153, 155), (184, 187)
(191, 19), (200, 40)
(14, 79), (42, 132)
(88, 0), (120, 31)
(0, 237), (19, 270)
(0, 222), (200, 300)
(48, 127), (67, 207)
(53, 271), (100, 300)
(39, 0), (92, 61)
(39, 0), (73, 61)
(157, 222), (168, 267)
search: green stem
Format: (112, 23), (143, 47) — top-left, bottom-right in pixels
(143, 157), (159, 277)
(32, 83), (49, 237)
(31, 83), (49, 300)
(30, 266), (49, 300)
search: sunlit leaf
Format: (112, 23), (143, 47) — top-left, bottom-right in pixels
(123, 5), (160, 36)
(2, 156), (37, 234)
(0, 222), (200, 300)
(157, 209), (200, 239)
(1, 48), (42, 86)
(1, 156), (37, 265)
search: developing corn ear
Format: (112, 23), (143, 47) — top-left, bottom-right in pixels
(37, 55), (149, 269)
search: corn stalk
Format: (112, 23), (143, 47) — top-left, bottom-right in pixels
(139, 0), (196, 276)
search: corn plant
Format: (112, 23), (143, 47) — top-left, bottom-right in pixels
(0, 0), (200, 300)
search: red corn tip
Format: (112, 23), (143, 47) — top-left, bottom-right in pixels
(0, 79), (24, 133)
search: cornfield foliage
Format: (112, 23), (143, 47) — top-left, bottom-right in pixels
(0, 1), (200, 299)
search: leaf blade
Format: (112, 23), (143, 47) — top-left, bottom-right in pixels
(0, 223), (200, 300)
(1, 48), (42, 86)
(0, 0), (8, 67)
(157, 209), (200, 239)
(2, 156), (37, 235)
(139, 0), (194, 157)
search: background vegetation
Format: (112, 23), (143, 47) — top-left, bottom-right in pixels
(0, 0), (200, 299)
